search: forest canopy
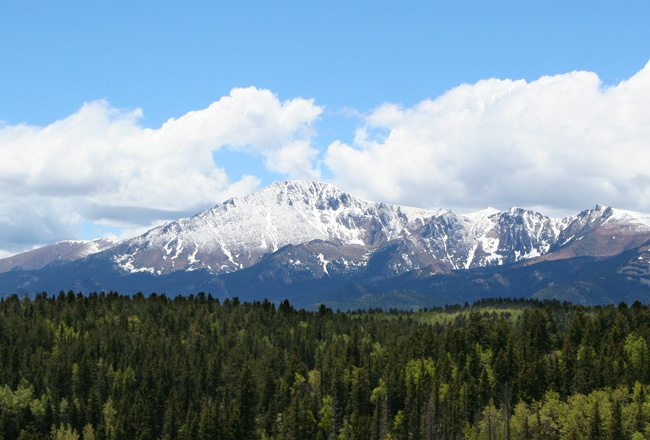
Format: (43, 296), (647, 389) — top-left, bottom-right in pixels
(1, 292), (650, 439)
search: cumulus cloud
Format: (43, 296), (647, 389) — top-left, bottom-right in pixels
(263, 140), (321, 180)
(5, 63), (650, 257)
(0, 87), (322, 254)
(0, 198), (83, 254)
(326, 61), (650, 215)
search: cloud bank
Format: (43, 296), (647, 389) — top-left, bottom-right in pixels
(0, 87), (322, 253)
(326, 61), (650, 214)
(3, 62), (650, 256)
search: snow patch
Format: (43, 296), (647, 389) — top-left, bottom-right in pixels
(318, 253), (330, 275)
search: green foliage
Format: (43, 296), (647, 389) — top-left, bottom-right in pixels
(1, 292), (650, 438)
(50, 423), (79, 440)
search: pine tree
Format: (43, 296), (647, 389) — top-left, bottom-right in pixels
(608, 397), (624, 440)
(588, 399), (602, 440)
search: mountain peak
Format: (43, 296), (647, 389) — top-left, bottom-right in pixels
(463, 207), (501, 220)
(3, 180), (650, 289)
(267, 179), (343, 192)
(234, 180), (352, 208)
(216, 180), (350, 213)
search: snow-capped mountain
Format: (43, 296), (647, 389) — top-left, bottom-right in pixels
(1, 180), (650, 306)
(98, 181), (650, 276)
(3, 181), (650, 277)
(106, 180), (443, 276)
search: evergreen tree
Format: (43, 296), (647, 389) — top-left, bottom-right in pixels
(608, 397), (624, 440)
(588, 399), (603, 440)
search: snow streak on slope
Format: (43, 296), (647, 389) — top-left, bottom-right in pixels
(108, 181), (650, 276)
(3, 181), (650, 278)
(111, 181), (445, 274)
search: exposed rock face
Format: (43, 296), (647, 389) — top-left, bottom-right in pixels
(3, 181), (650, 283)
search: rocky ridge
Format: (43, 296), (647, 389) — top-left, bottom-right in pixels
(2, 181), (649, 282)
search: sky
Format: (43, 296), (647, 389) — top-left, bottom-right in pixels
(1, 1), (650, 258)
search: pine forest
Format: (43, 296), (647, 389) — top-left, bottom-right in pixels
(2, 292), (650, 439)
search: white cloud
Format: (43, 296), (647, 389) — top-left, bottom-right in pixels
(0, 87), (322, 254)
(0, 197), (83, 254)
(0, 250), (15, 260)
(5, 63), (650, 258)
(325, 61), (650, 214)
(263, 140), (322, 180)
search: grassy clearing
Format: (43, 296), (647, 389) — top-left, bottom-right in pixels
(414, 306), (525, 326)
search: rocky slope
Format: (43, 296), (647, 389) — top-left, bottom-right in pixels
(79, 181), (650, 276)
(1, 181), (650, 306)
(0, 238), (117, 273)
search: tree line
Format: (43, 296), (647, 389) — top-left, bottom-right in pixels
(1, 291), (650, 439)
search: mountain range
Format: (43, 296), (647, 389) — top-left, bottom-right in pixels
(2, 180), (650, 309)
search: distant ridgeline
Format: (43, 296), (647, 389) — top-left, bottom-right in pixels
(2, 181), (650, 307)
(2, 293), (650, 439)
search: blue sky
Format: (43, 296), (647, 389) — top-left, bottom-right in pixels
(4, 2), (648, 127)
(1, 1), (650, 256)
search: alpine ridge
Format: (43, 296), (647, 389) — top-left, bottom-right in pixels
(1, 180), (650, 307)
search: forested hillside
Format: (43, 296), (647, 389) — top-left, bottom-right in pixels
(1, 292), (650, 439)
